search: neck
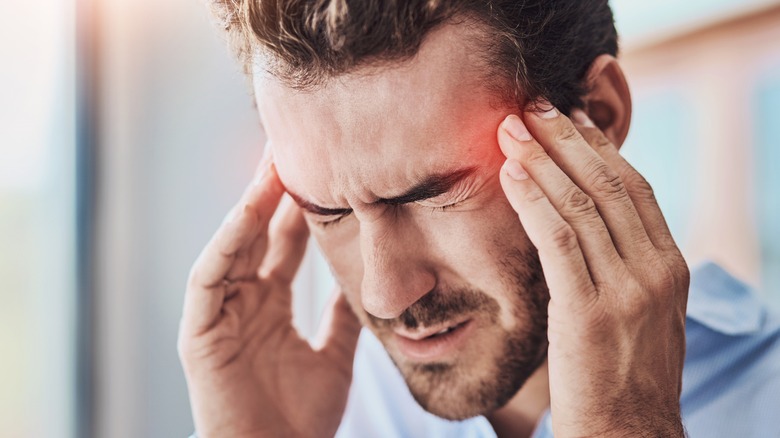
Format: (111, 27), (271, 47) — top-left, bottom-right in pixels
(485, 359), (550, 438)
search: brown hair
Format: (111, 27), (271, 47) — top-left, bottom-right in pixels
(208, 0), (618, 114)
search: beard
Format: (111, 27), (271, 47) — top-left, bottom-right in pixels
(366, 246), (550, 420)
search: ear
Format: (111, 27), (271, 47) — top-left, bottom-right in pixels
(581, 54), (632, 149)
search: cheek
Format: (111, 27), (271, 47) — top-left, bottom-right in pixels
(423, 184), (528, 279)
(307, 190), (533, 325)
(419, 198), (534, 327)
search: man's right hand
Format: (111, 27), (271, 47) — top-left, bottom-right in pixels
(178, 156), (362, 438)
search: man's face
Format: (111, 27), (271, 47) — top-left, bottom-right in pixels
(255, 24), (549, 420)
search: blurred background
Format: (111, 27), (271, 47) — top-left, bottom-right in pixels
(1, 0), (779, 436)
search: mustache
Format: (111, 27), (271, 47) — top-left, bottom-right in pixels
(368, 287), (500, 330)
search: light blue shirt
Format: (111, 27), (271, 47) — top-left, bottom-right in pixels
(336, 262), (780, 437)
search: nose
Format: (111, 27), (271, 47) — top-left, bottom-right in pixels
(359, 219), (436, 319)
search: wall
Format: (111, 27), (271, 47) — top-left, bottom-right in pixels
(620, 3), (780, 308)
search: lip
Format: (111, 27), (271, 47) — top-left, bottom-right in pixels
(393, 319), (474, 362)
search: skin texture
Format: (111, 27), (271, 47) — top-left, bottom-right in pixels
(179, 22), (688, 438)
(256, 24), (551, 421)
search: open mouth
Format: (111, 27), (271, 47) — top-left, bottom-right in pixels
(425, 320), (468, 339)
(393, 319), (474, 361)
(393, 318), (470, 341)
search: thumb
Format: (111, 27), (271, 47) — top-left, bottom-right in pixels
(313, 288), (362, 363)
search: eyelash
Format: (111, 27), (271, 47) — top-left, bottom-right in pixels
(317, 201), (462, 229)
(429, 202), (460, 212)
(319, 214), (348, 229)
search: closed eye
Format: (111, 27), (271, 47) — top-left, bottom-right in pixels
(428, 201), (463, 211)
(416, 198), (464, 212)
(414, 178), (472, 211)
(302, 167), (479, 229)
(314, 195), (465, 228)
(316, 212), (352, 228)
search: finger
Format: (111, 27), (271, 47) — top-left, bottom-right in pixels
(498, 120), (623, 283)
(253, 142), (273, 179)
(221, 163), (287, 281)
(499, 158), (597, 307)
(511, 108), (655, 263)
(183, 164), (284, 331)
(571, 109), (678, 253)
(257, 195), (310, 284)
(315, 289), (362, 364)
(182, 204), (256, 333)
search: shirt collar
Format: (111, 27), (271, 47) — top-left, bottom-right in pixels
(686, 261), (766, 335)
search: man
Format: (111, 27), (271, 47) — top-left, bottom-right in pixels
(178, 1), (780, 437)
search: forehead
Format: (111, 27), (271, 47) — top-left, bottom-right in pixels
(253, 24), (510, 206)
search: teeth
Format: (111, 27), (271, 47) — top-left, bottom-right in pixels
(419, 322), (465, 339)
(434, 324), (460, 336)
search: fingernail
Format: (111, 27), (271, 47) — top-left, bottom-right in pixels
(534, 101), (559, 119)
(571, 109), (596, 128)
(503, 159), (529, 181)
(502, 115), (533, 142)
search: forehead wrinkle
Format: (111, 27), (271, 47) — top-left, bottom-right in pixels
(282, 102), (500, 211)
(269, 93), (503, 212)
(257, 24), (513, 211)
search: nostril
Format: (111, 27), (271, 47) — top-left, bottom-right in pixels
(360, 267), (438, 320)
(361, 290), (405, 320)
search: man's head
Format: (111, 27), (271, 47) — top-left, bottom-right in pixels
(211, 0), (631, 420)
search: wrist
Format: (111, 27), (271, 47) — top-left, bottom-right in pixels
(586, 412), (685, 438)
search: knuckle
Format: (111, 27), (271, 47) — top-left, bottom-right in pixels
(665, 254), (691, 294)
(548, 221), (579, 252)
(623, 292), (654, 322)
(676, 261), (691, 287)
(644, 259), (678, 294)
(589, 165), (626, 198)
(615, 277), (655, 312)
(525, 149), (551, 167)
(187, 255), (214, 289)
(521, 185), (549, 204)
(624, 171), (656, 202)
(560, 186), (595, 217)
(652, 272), (677, 295)
(590, 132), (614, 151)
(186, 264), (202, 289)
(555, 124), (582, 144)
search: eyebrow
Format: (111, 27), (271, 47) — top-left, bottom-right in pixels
(286, 166), (478, 216)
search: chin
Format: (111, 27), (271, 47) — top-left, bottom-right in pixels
(397, 333), (547, 420)
(411, 379), (513, 420)
(399, 361), (521, 420)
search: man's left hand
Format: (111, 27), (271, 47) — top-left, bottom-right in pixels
(497, 105), (689, 437)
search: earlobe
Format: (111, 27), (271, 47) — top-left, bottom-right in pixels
(581, 54), (632, 148)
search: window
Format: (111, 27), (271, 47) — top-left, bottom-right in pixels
(0, 1), (78, 436)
